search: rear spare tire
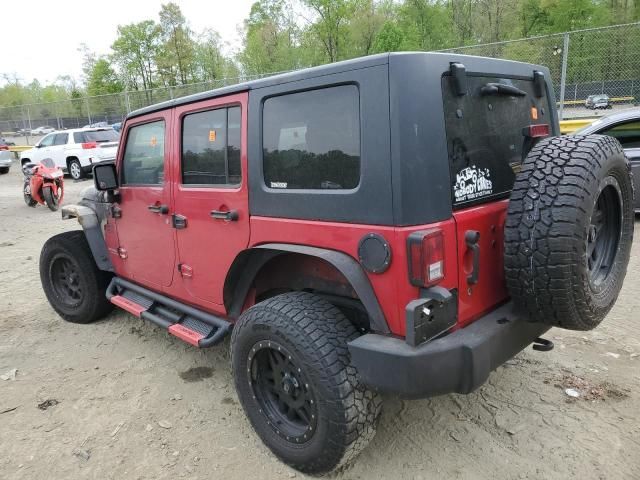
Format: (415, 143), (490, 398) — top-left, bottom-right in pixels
(505, 135), (634, 330)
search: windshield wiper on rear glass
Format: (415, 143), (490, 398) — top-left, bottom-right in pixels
(480, 83), (526, 97)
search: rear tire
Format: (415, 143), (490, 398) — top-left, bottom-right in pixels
(505, 135), (634, 330)
(68, 159), (83, 180)
(40, 231), (113, 324)
(231, 292), (381, 474)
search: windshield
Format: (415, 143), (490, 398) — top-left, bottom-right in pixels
(77, 129), (119, 143)
(41, 158), (56, 168)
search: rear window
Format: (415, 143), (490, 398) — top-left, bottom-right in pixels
(443, 75), (552, 208)
(0, 151), (12, 160)
(262, 85), (360, 190)
(74, 129), (119, 143)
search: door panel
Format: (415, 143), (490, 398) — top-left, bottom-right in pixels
(172, 93), (249, 307)
(453, 200), (509, 326)
(113, 114), (175, 289)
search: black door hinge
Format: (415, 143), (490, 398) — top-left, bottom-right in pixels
(172, 214), (187, 229)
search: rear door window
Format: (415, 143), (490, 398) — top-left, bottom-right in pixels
(53, 133), (68, 146)
(181, 106), (241, 186)
(442, 75), (552, 208)
(121, 121), (165, 186)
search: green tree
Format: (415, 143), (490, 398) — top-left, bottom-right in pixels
(111, 20), (161, 95)
(240, 0), (301, 74)
(86, 58), (123, 96)
(302, 0), (357, 62)
(157, 2), (196, 85)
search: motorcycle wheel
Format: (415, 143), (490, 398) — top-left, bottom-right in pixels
(23, 182), (37, 207)
(43, 187), (60, 211)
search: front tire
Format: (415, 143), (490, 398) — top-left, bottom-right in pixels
(42, 186), (61, 211)
(0, 167), (8, 174)
(40, 231), (113, 323)
(68, 159), (83, 180)
(231, 292), (381, 475)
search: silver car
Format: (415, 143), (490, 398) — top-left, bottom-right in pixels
(575, 108), (640, 212)
(0, 150), (13, 174)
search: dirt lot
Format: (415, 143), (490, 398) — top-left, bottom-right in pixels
(0, 158), (639, 480)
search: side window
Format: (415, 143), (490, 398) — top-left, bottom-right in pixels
(121, 121), (165, 186)
(602, 121), (640, 149)
(53, 133), (68, 146)
(181, 106), (241, 186)
(73, 132), (85, 143)
(262, 85), (360, 190)
(39, 134), (55, 147)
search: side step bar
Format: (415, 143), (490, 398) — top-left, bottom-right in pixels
(106, 277), (232, 348)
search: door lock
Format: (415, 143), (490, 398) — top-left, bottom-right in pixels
(172, 214), (187, 229)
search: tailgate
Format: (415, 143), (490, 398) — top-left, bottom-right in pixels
(442, 71), (555, 325)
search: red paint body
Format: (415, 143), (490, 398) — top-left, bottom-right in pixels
(107, 91), (509, 338)
(26, 161), (64, 206)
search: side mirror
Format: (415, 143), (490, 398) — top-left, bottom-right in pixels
(35, 144), (42, 148)
(93, 162), (119, 191)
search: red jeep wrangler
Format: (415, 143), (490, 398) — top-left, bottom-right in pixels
(39, 53), (634, 474)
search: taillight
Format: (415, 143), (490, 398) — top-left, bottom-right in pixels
(407, 229), (445, 287)
(524, 124), (550, 138)
(82, 141), (98, 149)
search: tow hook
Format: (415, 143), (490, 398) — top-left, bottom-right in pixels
(532, 337), (554, 352)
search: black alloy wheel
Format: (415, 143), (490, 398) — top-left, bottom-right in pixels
(248, 340), (317, 444)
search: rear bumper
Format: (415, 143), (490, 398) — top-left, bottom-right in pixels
(348, 302), (549, 398)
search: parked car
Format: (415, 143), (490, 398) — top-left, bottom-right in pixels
(31, 126), (56, 135)
(585, 94), (611, 109)
(0, 149), (13, 173)
(83, 121), (110, 128)
(20, 127), (119, 180)
(0, 137), (15, 147)
(111, 122), (122, 133)
(39, 53), (634, 475)
(575, 108), (640, 212)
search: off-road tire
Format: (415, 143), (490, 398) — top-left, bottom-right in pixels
(231, 291), (381, 475)
(505, 135), (634, 330)
(40, 231), (113, 323)
(42, 187), (60, 211)
(68, 158), (84, 180)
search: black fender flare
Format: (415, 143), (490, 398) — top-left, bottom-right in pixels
(61, 204), (114, 272)
(224, 243), (390, 334)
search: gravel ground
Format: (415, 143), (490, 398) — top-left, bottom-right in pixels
(0, 158), (639, 480)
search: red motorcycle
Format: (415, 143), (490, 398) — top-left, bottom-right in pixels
(23, 158), (64, 211)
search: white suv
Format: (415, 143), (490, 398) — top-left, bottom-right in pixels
(20, 127), (119, 180)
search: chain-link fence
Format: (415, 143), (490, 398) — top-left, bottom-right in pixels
(440, 22), (640, 119)
(2, 22), (640, 135)
(0, 72), (287, 137)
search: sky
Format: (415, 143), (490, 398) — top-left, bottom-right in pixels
(1, 0), (255, 86)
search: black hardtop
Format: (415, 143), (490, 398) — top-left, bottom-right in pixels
(127, 52), (556, 227)
(127, 52), (552, 120)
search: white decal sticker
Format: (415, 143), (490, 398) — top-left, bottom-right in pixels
(454, 165), (493, 202)
(270, 181), (288, 188)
